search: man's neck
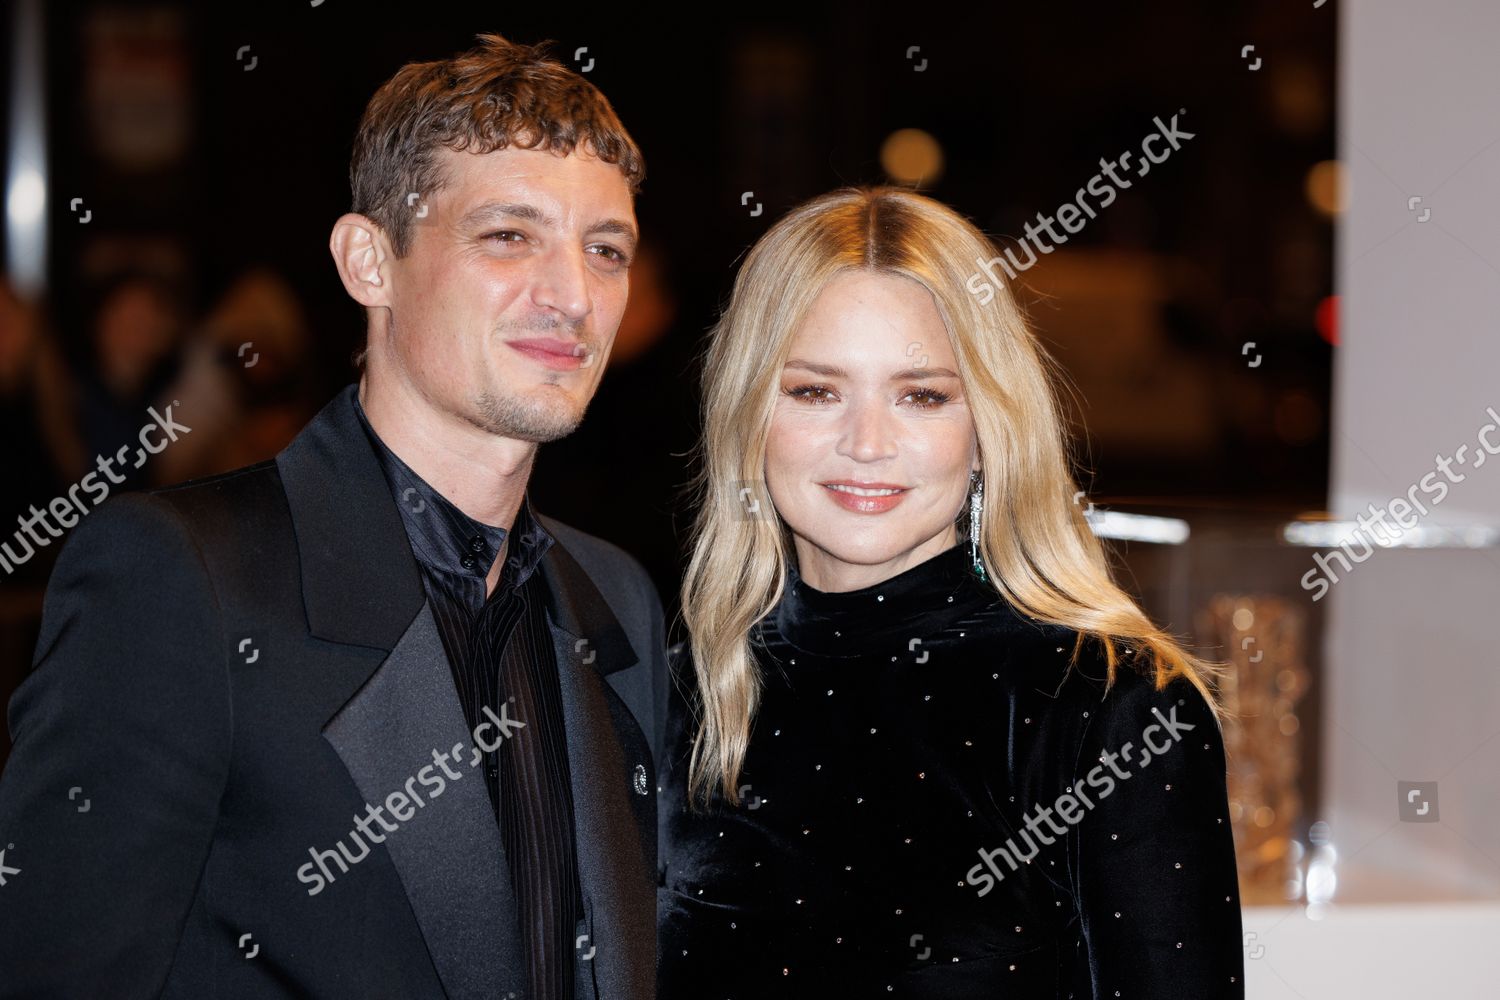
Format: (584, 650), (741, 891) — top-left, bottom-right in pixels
(357, 370), (537, 532)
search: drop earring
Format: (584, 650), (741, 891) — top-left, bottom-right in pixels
(969, 470), (987, 582)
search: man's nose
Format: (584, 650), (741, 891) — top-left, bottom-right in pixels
(531, 246), (592, 323)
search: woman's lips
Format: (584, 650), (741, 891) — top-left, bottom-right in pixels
(506, 338), (589, 371)
(821, 482), (909, 514)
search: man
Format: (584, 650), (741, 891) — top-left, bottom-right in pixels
(0, 33), (664, 1000)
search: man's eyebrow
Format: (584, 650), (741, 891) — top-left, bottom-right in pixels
(456, 201), (638, 247)
(587, 218), (639, 249)
(458, 201), (554, 229)
(783, 358), (960, 380)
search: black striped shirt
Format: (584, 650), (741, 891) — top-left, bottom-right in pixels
(354, 394), (582, 1000)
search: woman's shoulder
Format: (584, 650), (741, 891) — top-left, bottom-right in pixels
(1049, 635), (1227, 769)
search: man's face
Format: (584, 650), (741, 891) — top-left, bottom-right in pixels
(380, 143), (636, 442)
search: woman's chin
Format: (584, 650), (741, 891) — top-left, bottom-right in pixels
(794, 529), (924, 570)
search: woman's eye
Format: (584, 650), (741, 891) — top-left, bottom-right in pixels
(903, 387), (953, 408)
(784, 384), (952, 407)
(784, 384), (835, 404)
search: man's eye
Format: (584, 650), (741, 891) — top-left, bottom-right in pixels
(483, 231), (525, 243)
(590, 245), (629, 264)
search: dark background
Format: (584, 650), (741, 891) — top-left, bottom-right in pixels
(1, 1), (1336, 773)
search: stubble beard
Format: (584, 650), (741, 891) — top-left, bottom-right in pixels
(470, 315), (600, 441)
(468, 381), (587, 443)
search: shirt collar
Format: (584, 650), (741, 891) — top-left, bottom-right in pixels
(771, 541), (992, 657)
(352, 391), (554, 590)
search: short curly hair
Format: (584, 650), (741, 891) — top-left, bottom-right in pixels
(348, 32), (645, 260)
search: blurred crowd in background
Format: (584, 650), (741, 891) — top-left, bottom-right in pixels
(1, 1), (1333, 777)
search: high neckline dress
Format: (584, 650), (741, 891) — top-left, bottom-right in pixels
(657, 541), (1245, 999)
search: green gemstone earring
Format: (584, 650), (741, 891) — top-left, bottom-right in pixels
(969, 470), (988, 582)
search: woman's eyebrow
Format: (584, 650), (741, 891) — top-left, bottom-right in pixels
(782, 358), (958, 379)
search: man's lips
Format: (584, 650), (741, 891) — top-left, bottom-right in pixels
(505, 338), (591, 371)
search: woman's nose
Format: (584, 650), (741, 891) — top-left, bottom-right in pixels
(836, 401), (898, 463)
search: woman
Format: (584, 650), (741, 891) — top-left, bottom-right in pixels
(658, 186), (1245, 998)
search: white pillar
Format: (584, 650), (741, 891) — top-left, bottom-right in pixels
(1327, 0), (1500, 902)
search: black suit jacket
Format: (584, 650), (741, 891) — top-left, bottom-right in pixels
(0, 383), (667, 1000)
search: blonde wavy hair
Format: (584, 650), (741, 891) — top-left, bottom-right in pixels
(680, 185), (1232, 809)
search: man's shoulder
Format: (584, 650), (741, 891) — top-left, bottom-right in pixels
(129, 459), (292, 550)
(533, 514), (666, 669)
(133, 455), (282, 512)
(535, 514), (652, 592)
(148, 458), (285, 510)
(58, 459), (285, 553)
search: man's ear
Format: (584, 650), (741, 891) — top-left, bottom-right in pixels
(329, 213), (393, 307)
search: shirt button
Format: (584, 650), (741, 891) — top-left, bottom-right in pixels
(486, 763), (499, 780)
(467, 535), (486, 554)
(460, 553), (478, 570)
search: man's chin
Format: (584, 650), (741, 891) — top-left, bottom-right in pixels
(470, 389), (586, 442)
(514, 413), (585, 443)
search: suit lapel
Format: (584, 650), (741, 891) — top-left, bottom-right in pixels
(275, 384), (424, 651)
(536, 540), (655, 1000)
(279, 384), (516, 998)
(321, 599), (525, 1000)
(278, 384), (656, 1000)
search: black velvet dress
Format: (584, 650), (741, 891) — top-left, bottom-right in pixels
(657, 541), (1245, 998)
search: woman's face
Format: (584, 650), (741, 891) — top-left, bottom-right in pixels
(765, 270), (980, 592)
